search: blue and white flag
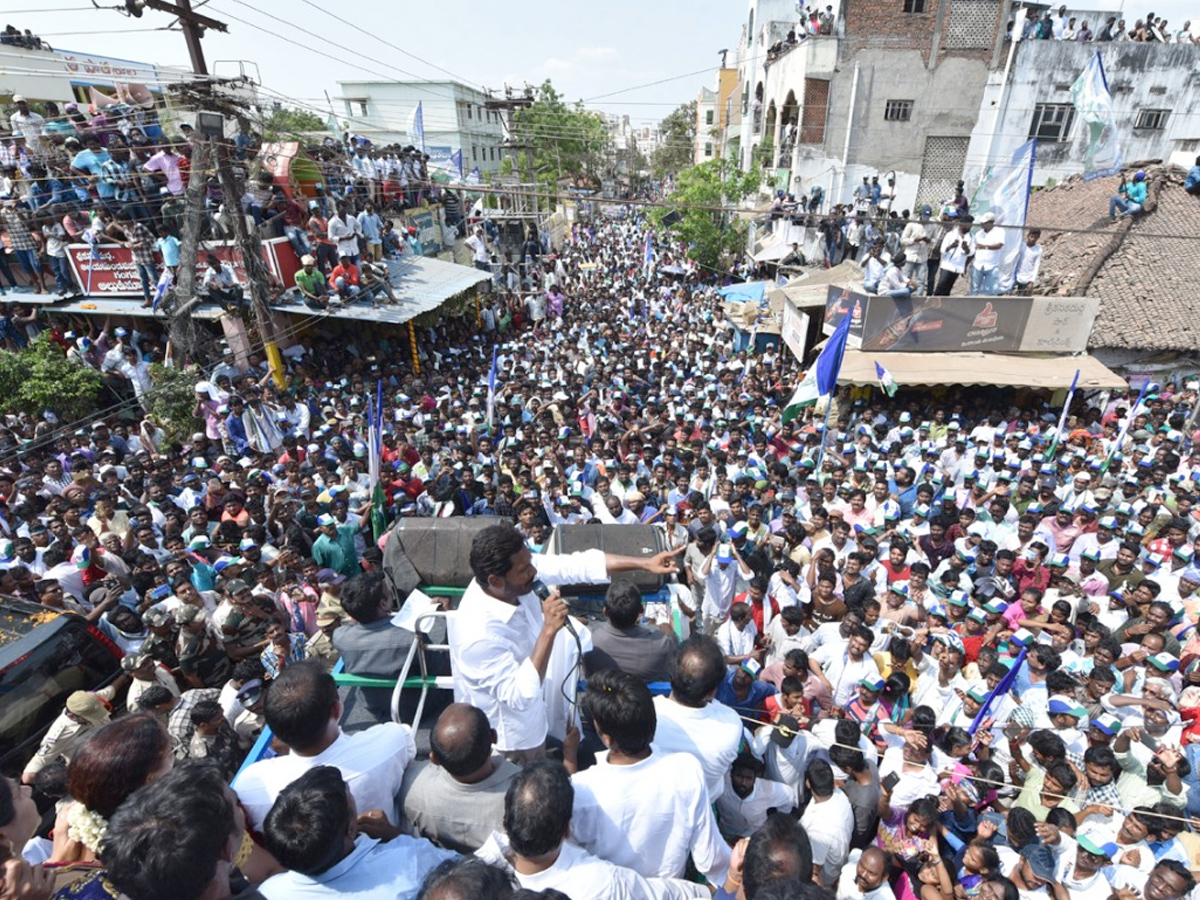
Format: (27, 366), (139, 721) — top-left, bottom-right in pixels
(413, 102), (426, 154)
(450, 148), (463, 180)
(486, 345), (499, 435)
(875, 360), (898, 397)
(466, 167), (482, 186)
(1045, 368), (1080, 460)
(971, 138), (1036, 293)
(1071, 52), (1123, 181)
(783, 308), (852, 421)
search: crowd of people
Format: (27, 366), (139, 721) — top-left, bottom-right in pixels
(1012, 6), (1198, 44)
(3, 205), (1200, 900)
(0, 95), (459, 310)
(765, 175), (1044, 298)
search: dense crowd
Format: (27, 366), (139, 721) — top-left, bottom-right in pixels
(3, 206), (1200, 900)
(0, 94), (457, 311)
(1012, 7), (1199, 43)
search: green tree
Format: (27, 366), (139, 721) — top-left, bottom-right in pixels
(146, 363), (203, 445)
(0, 334), (104, 423)
(511, 80), (610, 191)
(262, 106), (327, 140)
(652, 101), (697, 177)
(650, 158), (763, 270)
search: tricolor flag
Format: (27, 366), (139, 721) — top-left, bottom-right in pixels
(783, 309), (852, 423)
(875, 360), (898, 397)
(1071, 52), (1123, 181)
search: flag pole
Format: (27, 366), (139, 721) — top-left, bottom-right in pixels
(815, 395), (835, 472)
(1102, 379), (1152, 472)
(1044, 368), (1080, 460)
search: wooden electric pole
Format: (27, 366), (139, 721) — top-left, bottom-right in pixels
(120, 0), (283, 384)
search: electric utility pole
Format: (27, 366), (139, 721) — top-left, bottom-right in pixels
(119, 0), (283, 384)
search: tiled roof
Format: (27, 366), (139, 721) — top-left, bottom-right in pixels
(1027, 164), (1200, 351)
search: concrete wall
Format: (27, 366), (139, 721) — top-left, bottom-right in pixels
(965, 40), (1200, 186)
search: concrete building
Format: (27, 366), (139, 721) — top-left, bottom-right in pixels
(965, 39), (1200, 186)
(0, 42), (200, 132)
(728, 0), (1197, 212)
(733, 0), (1009, 212)
(335, 80), (505, 175)
(694, 67), (740, 163)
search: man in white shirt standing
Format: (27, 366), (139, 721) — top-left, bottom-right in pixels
(970, 212), (1006, 296)
(9, 96), (47, 159)
(448, 523), (678, 763)
(900, 205), (937, 295)
(652, 635), (745, 801)
(233, 661), (415, 831)
(570, 669), (730, 885)
(1014, 229), (1044, 295)
(465, 225), (490, 272)
(326, 203), (361, 265)
(933, 215), (975, 296)
(801, 759), (855, 887)
(811, 624), (881, 706)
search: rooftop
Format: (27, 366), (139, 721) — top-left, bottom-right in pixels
(1027, 163), (1200, 352)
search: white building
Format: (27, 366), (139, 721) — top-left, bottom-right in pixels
(335, 80), (506, 175)
(965, 38), (1200, 187)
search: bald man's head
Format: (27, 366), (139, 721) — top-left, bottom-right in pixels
(669, 635), (726, 707)
(429, 703), (494, 779)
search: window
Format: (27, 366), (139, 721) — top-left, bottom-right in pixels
(472, 146), (478, 161)
(466, 105), (472, 119)
(705, 142), (714, 157)
(706, 110), (715, 125)
(1181, 139), (1199, 152)
(490, 147), (496, 161)
(904, 0), (926, 12)
(1028, 103), (1075, 142)
(800, 78), (829, 143)
(884, 100), (913, 122)
(1135, 108), (1170, 130)
(358, 102), (368, 117)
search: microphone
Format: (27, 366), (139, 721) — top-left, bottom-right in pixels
(533, 579), (577, 637)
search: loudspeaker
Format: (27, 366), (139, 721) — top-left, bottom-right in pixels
(544, 523), (668, 597)
(382, 518), (497, 596)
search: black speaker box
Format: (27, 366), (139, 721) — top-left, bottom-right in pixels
(544, 523), (668, 597)
(382, 518), (497, 597)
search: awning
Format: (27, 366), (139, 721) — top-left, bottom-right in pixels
(717, 281), (769, 303)
(770, 282), (832, 309)
(45, 298), (226, 320)
(836, 350), (1126, 390)
(753, 241), (798, 263)
(768, 264), (863, 308)
(271, 255), (490, 325)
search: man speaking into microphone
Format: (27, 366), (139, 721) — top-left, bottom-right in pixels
(449, 523), (681, 763)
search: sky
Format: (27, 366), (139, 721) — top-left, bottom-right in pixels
(13, 0), (740, 127)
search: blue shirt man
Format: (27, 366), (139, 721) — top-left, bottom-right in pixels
(70, 143), (115, 199)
